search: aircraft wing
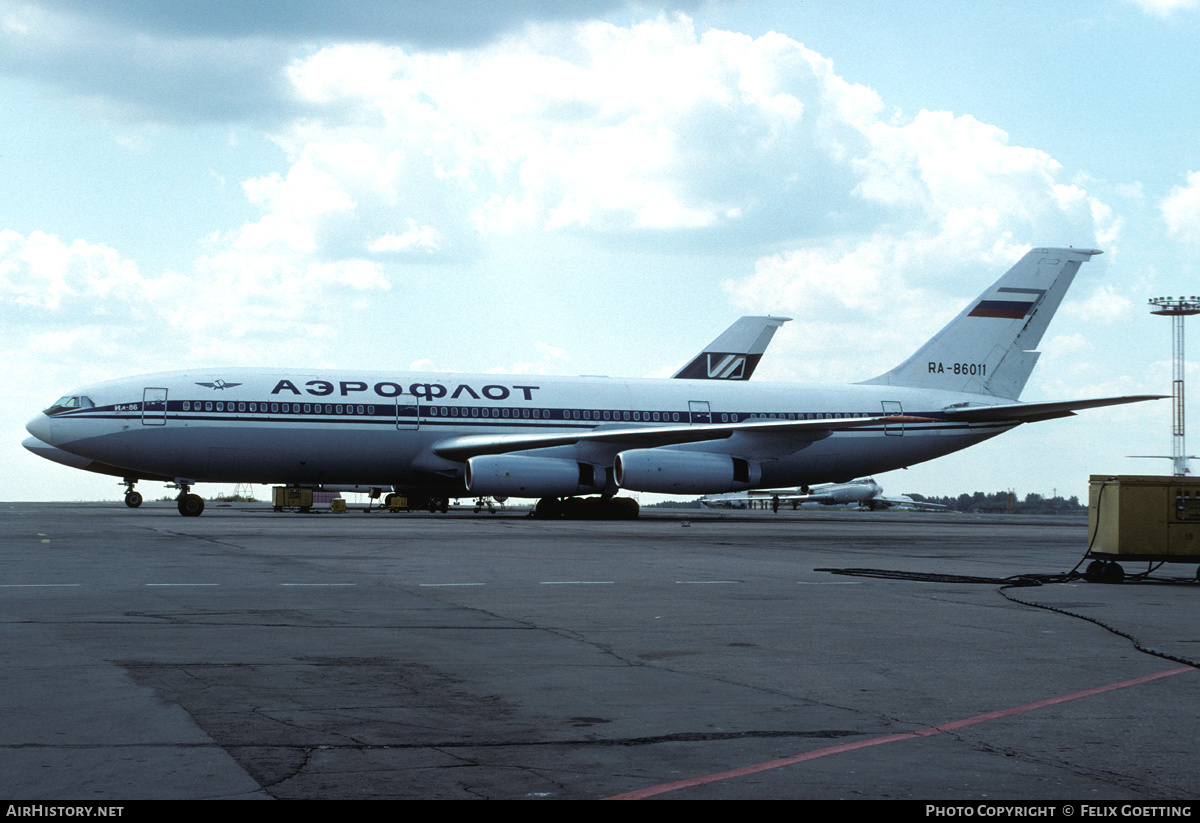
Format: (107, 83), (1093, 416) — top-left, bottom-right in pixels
(782, 494), (830, 506)
(704, 490), (832, 504)
(875, 495), (948, 510)
(432, 415), (932, 462)
(772, 491), (837, 504)
(941, 395), (1164, 423)
(701, 491), (946, 508)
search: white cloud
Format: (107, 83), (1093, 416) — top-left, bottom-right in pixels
(1040, 332), (1091, 363)
(485, 341), (572, 376)
(1122, 0), (1199, 17)
(238, 162), (356, 255)
(0, 228), (178, 315)
(225, 13), (1115, 362)
(249, 15), (894, 257)
(0, 225), (389, 376)
(369, 221), (442, 255)
(1062, 284), (1135, 324)
(1161, 170), (1200, 246)
(1, 1), (669, 124)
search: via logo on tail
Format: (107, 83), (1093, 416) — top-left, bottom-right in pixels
(702, 353), (748, 379)
(672, 316), (791, 381)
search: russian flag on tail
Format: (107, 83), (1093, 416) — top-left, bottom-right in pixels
(968, 287), (1045, 319)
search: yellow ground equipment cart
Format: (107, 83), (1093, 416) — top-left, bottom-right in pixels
(1086, 475), (1200, 582)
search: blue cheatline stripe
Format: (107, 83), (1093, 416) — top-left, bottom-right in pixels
(52, 408), (1006, 436)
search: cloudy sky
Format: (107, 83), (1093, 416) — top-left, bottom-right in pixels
(4, 0), (1199, 503)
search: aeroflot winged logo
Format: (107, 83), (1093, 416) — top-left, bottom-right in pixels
(195, 379), (243, 390)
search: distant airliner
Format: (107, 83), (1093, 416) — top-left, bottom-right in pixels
(25, 247), (1159, 517)
(701, 477), (947, 511)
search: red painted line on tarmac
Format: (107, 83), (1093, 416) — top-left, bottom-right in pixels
(606, 666), (1196, 800)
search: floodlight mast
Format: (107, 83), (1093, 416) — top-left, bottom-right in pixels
(1148, 296), (1200, 476)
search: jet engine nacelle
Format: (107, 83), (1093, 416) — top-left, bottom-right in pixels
(465, 455), (607, 498)
(614, 449), (762, 494)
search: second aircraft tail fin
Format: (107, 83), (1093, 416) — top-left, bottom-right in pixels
(859, 247), (1102, 399)
(673, 315), (791, 381)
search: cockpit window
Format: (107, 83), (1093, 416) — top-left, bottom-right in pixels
(43, 395), (95, 416)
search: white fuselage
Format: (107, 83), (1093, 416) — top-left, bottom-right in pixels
(26, 367), (1015, 495)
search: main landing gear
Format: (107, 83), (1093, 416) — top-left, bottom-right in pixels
(533, 496), (640, 520)
(173, 482), (205, 517)
(122, 479), (143, 508)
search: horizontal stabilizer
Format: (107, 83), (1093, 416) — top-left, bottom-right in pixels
(942, 395), (1165, 423)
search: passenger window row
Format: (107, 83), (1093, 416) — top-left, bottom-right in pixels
(171, 402), (876, 421)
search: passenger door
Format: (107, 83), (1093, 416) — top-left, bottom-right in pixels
(881, 400), (903, 436)
(396, 397), (420, 430)
(689, 400), (712, 425)
(142, 388), (167, 426)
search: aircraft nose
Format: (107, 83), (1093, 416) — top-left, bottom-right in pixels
(22, 435), (57, 460)
(25, 413), (55, 445)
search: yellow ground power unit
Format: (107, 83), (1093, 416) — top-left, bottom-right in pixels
(272, 486), (314, 511)
(1086, 475), (1200, 582)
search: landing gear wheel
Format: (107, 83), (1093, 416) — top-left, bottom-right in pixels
(561, 497), (587, 519)
(177, 494), (205, 517)
(613, 497), (640, 520)
(124, 491), (143, 508)
(535, 497), (562, 519)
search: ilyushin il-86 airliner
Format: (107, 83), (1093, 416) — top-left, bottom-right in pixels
(25, 247), (1158, 517)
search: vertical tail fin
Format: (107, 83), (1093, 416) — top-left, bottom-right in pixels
(673, 315), (791, 381)
(859, 247), (1102, 399)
